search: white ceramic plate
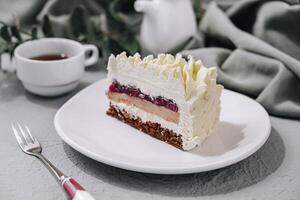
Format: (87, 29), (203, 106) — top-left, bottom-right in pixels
(54, 79), (271, 174)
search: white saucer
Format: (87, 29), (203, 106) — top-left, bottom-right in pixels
(54, 79), (271, 174)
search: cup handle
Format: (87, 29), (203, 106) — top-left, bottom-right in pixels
(83, 44), (99, 67)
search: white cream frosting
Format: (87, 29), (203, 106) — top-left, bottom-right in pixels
(107, 52), (223, 150)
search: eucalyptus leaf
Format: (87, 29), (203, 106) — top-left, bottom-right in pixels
(9, 42), (19, 59)
(42, 15), (54, 37)
(10, 26), (22, 41)
(31, 26), (38, 40)
(109, 0), (122, 22)
(106, 0), (128, 33)
(120, 35), (139, 55)
(70, 6), (84, 37)
(193, 0), (202, 22)
(118, 13), (142, 30)
(0, 26), (11, 42)
(118, 0), (136, 13)
(0, 38), (10, 52)
(108, 38), (126, 54)
(70, 5), (94, 41)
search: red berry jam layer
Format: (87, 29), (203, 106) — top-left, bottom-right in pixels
(108, 80), (178, 112)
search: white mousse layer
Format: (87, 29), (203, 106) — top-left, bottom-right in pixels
(107, 52), (223, 150)
(111, 101), (178, 133)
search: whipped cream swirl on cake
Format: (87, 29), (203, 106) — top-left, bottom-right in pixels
(106, 52), (223, 151)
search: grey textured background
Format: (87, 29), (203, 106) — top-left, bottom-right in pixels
(0, 70), (299, 200)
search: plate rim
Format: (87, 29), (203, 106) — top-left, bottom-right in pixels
(54, 79), (271, 174)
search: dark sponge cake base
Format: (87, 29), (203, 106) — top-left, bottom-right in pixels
(107, 103), (183, 150)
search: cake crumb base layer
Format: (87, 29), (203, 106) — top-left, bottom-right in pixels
(107, 103), (183, 150)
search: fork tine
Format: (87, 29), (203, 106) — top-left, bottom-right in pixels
(25, 125), (35, 142)
(17, 123), (33, 144)
(11, 123), (25, 147)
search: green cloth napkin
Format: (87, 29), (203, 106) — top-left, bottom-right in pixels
(1, 0), (299, 118)
(182, 0), (300, 118)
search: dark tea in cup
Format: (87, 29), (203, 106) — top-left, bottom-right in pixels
(30, 54), (68, 61)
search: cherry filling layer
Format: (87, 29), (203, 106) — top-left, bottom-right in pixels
(108, 80), (178, 112)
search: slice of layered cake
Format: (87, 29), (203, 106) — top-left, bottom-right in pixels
(106, 52), (223, 151)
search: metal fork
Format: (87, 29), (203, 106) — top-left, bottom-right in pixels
(12, 122), (96, 200)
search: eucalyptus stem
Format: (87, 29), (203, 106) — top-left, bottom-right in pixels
(18, 29), (31, 36)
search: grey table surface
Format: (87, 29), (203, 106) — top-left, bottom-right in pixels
(0, 69), (299, 200)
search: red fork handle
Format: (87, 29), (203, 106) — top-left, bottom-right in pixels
(62, 178), (96, 200)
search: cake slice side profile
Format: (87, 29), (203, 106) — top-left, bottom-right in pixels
(106, 52), (223, 151)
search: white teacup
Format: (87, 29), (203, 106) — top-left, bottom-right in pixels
(14, 38), (99, 96)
